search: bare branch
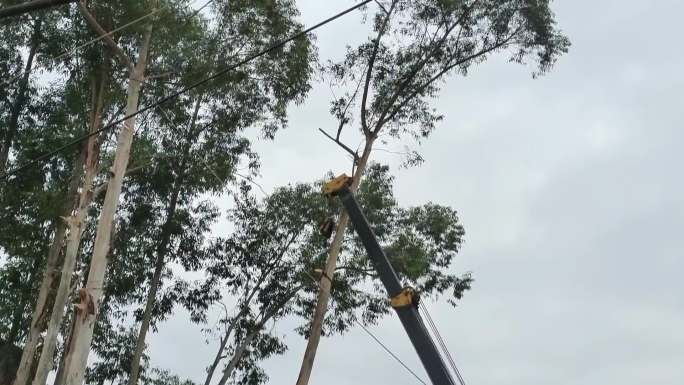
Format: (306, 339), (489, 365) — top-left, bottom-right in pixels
(77, 1), (134, 72)
(318, 128), (359, 163)
(234, 172), (267, 196)
(374, 0), (389, 15)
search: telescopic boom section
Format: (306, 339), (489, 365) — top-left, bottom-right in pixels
(324, 174), (457, 385)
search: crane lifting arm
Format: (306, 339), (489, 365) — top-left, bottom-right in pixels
(324, 174), (457, 385)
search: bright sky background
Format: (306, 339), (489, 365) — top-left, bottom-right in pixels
(144, 1), (684, 384)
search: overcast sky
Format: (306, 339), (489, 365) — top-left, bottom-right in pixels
(145, 1), (684, 384)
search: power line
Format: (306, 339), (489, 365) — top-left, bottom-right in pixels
(54, 0), (216, 62)
(0, 0), (373, 182)
(419, 302), (467, 385)
(6, 0), (216, 86)
(356, 321), (429, 385)
(420, 303), (463, 384)
(301, 270), (428, 385)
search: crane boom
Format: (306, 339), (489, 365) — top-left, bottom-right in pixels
(324, 175), (457, 385)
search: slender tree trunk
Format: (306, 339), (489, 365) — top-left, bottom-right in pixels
(12, 145), (87, 385)
(215, 330), (258, 385)
(0, 19), (41, 174)
(217, 288), (301, 385)
(30, 66), (108, 385)
(204, 334), (229, 385)
(1, 247), (43, 383)
(59, 19), (154, 385)
(127, 95), (202, 385)
(125, 184), (182, 385)
(203, 264), (278, 385)
(3, 255), (41, 353)
(295, 138), (374, 385)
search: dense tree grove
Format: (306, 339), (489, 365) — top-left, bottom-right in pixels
(0, 1), (567, 385)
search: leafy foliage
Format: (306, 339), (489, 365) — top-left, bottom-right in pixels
(327, 0), (569, 151)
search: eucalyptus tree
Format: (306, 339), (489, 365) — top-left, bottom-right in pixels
(0, 8), (123, 381)
(116, 1), (315, 384)
(7, 2), (137, 382)
(297, 1), (570, 382)
(198, 164), (469, 385)
(55, 1), (171, 382)
(4, 0), (315, 382)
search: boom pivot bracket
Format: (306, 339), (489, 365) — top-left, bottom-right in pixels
(390, 287), (420, 309)
(322, 174), (352, 197)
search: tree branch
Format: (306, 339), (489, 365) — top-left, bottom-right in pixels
(380, 28), (522, 127)
(361, 0), (396, 136)
(336, 74), (364, 141)
(374, 0), (389, 15)
(318, 128), (359, 164)
(77, 1), (133, 71)
(372, 5), (472, 134)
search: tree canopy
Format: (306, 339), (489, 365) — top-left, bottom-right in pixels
(0, 1), (568, 384)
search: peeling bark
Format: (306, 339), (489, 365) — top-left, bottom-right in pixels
(30, 63), (108, 385)
(12, 147), (85, 385)
(59, 13), (154, 385)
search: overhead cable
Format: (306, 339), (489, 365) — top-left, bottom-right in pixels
(0, 0), (373, 181)
(301, 270), (428, 385)
(419, 302), (467, 385)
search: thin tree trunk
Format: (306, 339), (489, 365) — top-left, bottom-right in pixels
(12, 144), (86, 385)
(215, 330), (258, 385)
(295, 138), (374, 385)
(203, 263), (280, 385)
(204, 334), (229, 385)
(0, 19), (41, 174)
(59, 17), (154, 385)
(125, 182), (182, 385)
(30, 66), (108, 385)
(127, 95), (202, 385)
(217, 287), (301, 385)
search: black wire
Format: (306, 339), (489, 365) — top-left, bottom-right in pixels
(419, 302), (467, 385)
(357, 321), (429, 385)
(300, 271), (428, 385)
(0, 0), (373, 182)
(422, 303), (465, 385)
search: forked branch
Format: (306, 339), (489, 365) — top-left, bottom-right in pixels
(318, 128), (359, 164)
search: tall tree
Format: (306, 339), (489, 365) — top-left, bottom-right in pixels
(0, 7), (107, 378)
(121, 1), (315, 383)
(199, 164), (470, 385)
(296, 1), (570, 383)
(58, 1), (158, 383)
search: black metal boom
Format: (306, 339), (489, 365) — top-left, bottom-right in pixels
(333, 182), (457, 385)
